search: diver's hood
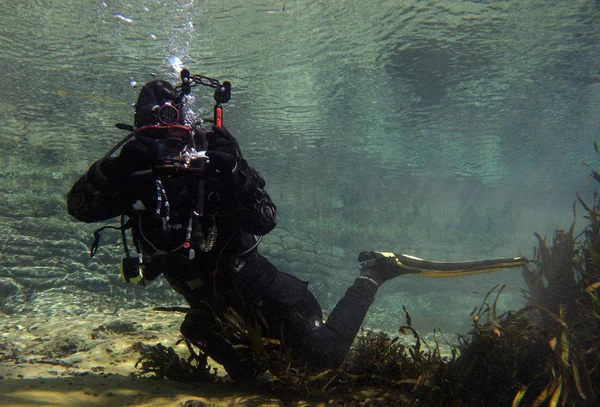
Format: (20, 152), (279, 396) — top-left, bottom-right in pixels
(134, 80), (182, 128)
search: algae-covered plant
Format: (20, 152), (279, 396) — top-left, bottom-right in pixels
(133, 144), (600, 406)
(133, 340), (217, 383)
(444, 145), (600, 406)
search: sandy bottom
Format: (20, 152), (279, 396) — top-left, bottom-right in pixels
(1, 300), (449, 407)
(0, 375), (301, 407)
(0, 306), (342, 407)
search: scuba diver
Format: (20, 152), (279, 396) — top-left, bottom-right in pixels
(67, 71), (527, 381)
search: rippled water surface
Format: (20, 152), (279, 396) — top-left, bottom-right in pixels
(1, 0), (600, 327)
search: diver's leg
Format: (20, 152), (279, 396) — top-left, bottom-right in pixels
(239, 265), (378, 370)
(280, 252), (402, 370)
(230, 253), (396, 371)
(292, 278), (378, 370)
(180, 311), (265, 382)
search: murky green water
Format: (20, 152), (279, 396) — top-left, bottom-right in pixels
(1, 0), (600, 331)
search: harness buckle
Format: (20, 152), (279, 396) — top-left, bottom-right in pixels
(230, 257), (247, 273)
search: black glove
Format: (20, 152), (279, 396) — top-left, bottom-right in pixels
(358, 251), (405, 286)
(86, 138), (159, 192)
(208, 125), (242, 157)
(115, 137), (160, 175)
(205, 126), (242, 178)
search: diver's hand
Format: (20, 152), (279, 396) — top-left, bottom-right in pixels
(205, 125), (243, 178)
(205, 150), (239, 178)
(208, 125), (242, 157)
(85, 138), (160, 193)
(116, 138), (160, 175)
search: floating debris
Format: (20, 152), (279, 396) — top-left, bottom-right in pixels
(113, 13), (133, 24)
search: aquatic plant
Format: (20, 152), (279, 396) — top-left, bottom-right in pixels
(264, 306), (454, 406)
(146, 298), (281, 383)
(133, 340), (218, 383)
(444, 145), (600, 406)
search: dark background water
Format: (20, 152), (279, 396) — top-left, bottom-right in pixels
(1, 0), (599, 333)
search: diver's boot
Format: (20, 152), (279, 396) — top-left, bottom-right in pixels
(357, 251), (404, 287)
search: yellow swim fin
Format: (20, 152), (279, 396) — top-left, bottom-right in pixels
(385, 252), (529, 278)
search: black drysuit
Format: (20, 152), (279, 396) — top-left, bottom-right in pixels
(67, 136), (378, 380)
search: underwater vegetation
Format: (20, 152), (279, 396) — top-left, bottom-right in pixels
(133, 144), (600, 406)
(133, 340), (218, 384)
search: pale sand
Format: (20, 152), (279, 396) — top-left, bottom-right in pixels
(0, 307), (333, 407)
(1, 296), (451, 407)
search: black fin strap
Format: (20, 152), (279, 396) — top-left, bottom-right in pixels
(91, 226), (116, 257)
(121, 215), (133, 257)
(90, 216), (133, 258)
(102, 131), (134, 160)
